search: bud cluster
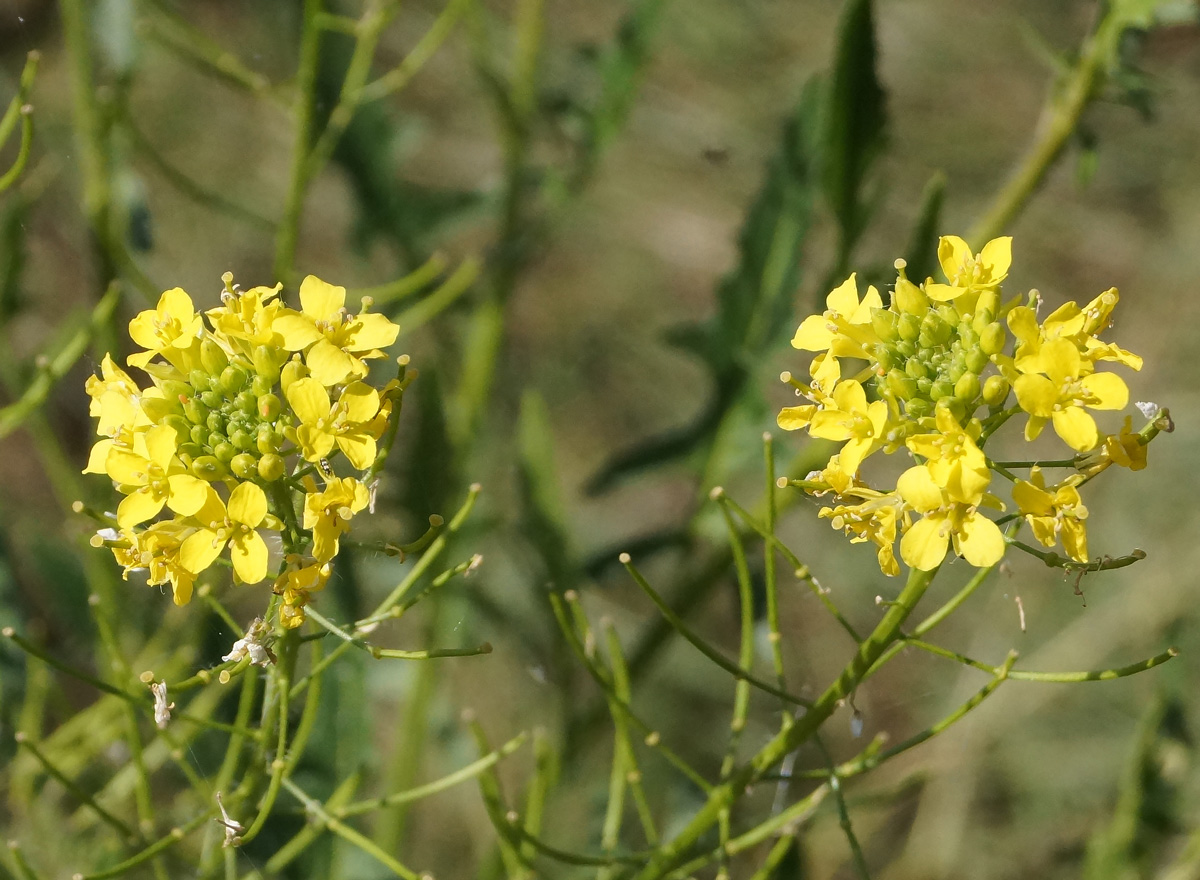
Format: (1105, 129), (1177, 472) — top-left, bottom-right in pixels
(84, 274), (405, 629)
(779, 235), (1154, 576)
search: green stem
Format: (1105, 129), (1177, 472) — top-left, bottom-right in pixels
(630, 565), (938, 880)
(274, 0), (325, 285)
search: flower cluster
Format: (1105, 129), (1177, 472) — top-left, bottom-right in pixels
(85, 274), (402, 627)
(780, 236), (1154, 575)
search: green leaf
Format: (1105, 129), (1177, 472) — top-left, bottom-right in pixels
(1084, 692), (1191, 880)
(587, 82), (819, 493)
(821, 0), (887, 260)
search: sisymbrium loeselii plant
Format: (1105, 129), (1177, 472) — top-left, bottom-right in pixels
(778, 234), (1170, 579)
(83, 273), (404, 631)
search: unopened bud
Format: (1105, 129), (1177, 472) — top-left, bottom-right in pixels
(258, 454), (285, 482)
(252, 345), (282, 387)
(983, 375), (1010, 407)
(200, 338), (229, 376)
(219, 364), (249, 394)
(280, 357), (307, 394)
(191, 455), (225, 480)
(954, 372), (980, 402)
(230, 453), (258, 480)
(980, 322), (1006, 356)
(897, 313), (921, 343)
(893, 278), (926, 315)
(257, 393), (282, 421)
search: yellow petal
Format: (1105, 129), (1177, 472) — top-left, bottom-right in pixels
(166, 474), (209, 516)
(228, 481), (268, 527)
(170, 571), (195, 605)
(230, 531), (268, 583)
(900, 514), (949, 571)
(106, 449), (150, 485)
(84, 439), (113, 475)
(1052, 407), (1099, 452)
(1040, 338), (1082, 385)
(1080, 371), (1128, 410)
(297, 424), (336, 462)
(954, 512), (1006, 567)
(274, 312), (325, 350)
(979, 237), (1012, 278)
(117, 488), (166, 529)
(896, 465), (943, 512)
(337, 434), (377, 470)
(299, 275), (346, 321)
(825, 274), (858, 315)
(777, 405), (815, 431)
(306, 339), (357, 386)
(791, 314), (833, 351)
(1014, 374), (1056, 419)
(937, 236), (971, 280)
(286, 377), (332, 426)
(144, 424), (178, 468)
(340, 382), (381, 422)
(924, 282), (966, 302)
(345, 312), (400, 351)
(180, 529), (224, 574)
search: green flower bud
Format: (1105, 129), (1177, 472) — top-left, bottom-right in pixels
(983, 375), (1011, 407)
(898, 313), (922, 343)
(183, 397), (208, 425)
(954, 372), (981, 402)
(887, 369), (918, 400)
(965, 348), (990, 374)
(873, 344), (897, 372)
(213, 441), (237, 464)
(189, 424), (208, 446)
(230, 429), (255, 452)
(206, 411), (226, 434)
(219, 364), (249, 394)
(230, 453), (259, 480)
(958, 326), (979, 351)
(188, 370), (210, 391)
(250, 375), (274, 398)
(252, 345), (282, 388)
(947, 361), (966, 383)
(280, 357), (308, 395)
(916, 376), (933, 396)
(200, 338), (229, 376)
(258, 393), (283, 422)
(164, 415), (192, 444)
(893, 278), (927, 315)
(233, 391), (255, 416)
(905, 358), (928, 380)
(943, 397), (968, 424)
(980, 322), (1006, 356)
(971, 308), (995, 334)
(256, 424), (279, 455)
(930, 378), (954, 400)
(895, 339), (916, 359)
(141, 396), (178, 424)
(200, 390), (222, 409)
(191, 455), (225, 480)
(258, 453), (286, 482)
(871, 308), (899, 343)
(974, 288), (999, 322)
(905, 398), (932, 420)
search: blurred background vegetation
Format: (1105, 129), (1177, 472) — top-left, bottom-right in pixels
(1, 0), (1199, 877)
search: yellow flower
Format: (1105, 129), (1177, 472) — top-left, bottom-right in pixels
(1102, 416), (1148, 471)
(275, 560), (332, 629)
(179, 483), (271, 584)
(103, 425), (209, 529)
(924, 235), (1011, 302)
(286, 377), (382, 470)
(808, 379), (890, 476)
(273, 276), (400, 386)
(127, 288), (203, 370)
(819, 487), (903, 576)
(1013, 337), (1128, 451)
(1012, 467), (1089, 562)
(206, 282), (285, 348)
(904, 405), (990, 503)
(1008, 289), (1142, 375)
(86, 354), (152, 437)
(303, 477), (370, 562)
(790, 273), (882, 361)
(138, 521), (200, 605)
(897, 465), (1005, 571)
